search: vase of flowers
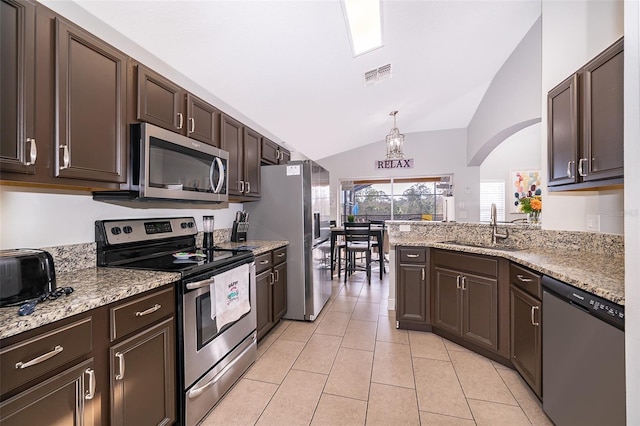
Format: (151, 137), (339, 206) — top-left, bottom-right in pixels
(518, 196), (542, 224)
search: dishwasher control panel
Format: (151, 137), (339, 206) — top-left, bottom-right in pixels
(542, 275), (625, 331)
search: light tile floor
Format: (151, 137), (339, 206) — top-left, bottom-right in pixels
(202, 267), (553, 426)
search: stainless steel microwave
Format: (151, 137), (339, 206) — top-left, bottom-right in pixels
(94, 123), (229, 203)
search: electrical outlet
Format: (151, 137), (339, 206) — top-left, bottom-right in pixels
(459, 211), (467, 219)
(399, 224), (411, 232)
(586, 214), (600, 232)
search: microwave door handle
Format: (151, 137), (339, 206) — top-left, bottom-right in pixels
(212, 157), (225, 194)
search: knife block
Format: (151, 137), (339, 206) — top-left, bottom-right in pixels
(231, 221), (249, 243)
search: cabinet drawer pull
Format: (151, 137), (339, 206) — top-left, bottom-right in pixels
(25, 138), (37, 165)
(578, 158), (587, 177)
(421, 268), (425, 281)
(406, 253), (420, 258)
(566, 160), (574, 178)
(177, 112), (184, 129)
(60, 145), (70, 169)
(531, 305), (540, 326)
(259, 260), (270, 265)
(135, 304), (161, 317)
(516, 274), (533, 283)
(115, 352), (125, 380)
(277, 253), (286, 258)
(189, 117), (195, 133)
(85, 368), (96, 400)
(15, 345), (64, 369)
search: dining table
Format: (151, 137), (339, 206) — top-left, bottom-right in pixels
(329, 224), (386, 280)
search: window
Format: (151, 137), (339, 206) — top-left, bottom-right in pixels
(480, 181), (505, 223)
(340, 177), (452, 223)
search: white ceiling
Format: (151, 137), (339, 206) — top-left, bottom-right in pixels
(69, 0), (541, 160)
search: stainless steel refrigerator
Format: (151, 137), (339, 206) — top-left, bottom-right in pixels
(245, 160), (331, 321)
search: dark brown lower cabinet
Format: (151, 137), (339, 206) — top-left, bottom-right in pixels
(0, 358), (96, 426)
(396, 247), (429, 330)
(255, 247), (288, 341)
(432, 250), (499, 352)
(109, 318), (175, 426)
(510, 285), (542, 398)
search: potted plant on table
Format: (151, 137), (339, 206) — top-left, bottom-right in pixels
(347, 214), (355, 223)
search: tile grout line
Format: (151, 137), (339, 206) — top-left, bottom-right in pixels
(445, 339), (478, 425)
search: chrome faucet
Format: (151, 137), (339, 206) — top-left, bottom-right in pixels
(490, 203), (509, 244)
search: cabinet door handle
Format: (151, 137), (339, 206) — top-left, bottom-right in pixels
(85, 368), (96, 400)
(456, 275), (461, 289)
(135, 303), (161, 317)
(189, 117), (195, 133)
(516, 274), (533, 283)
(406, 253), (419, 258)
(461, 276), (467, 291)
(60, 145), (70, 169)
(421, 268), (425, 281)
(566, 160), (574, 178)
(578, 158), (587, 177)
(115, 352), (125, 380)
(245, 181), (251, 194)
(239, 180), (245, 193)
(270, 272), (275, 285)
(275, 269), (279, 282)
(25, 138), (37, 165)
(531, 305), (540, 326)
(15, 345), (64, 369)
(177, 112), (184, 129)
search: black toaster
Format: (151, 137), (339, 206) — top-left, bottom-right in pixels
(0, 249), (57, 307)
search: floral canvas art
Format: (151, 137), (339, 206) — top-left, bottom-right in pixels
(511, 170), (542, 214)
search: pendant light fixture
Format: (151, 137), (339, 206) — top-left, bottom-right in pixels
(386, 111), (405, 159)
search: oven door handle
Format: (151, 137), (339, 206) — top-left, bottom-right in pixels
(187, 336), (255, 399)
(185, 276), (215, 290)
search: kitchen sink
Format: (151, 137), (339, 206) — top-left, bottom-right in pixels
(440, 241), (522, 252)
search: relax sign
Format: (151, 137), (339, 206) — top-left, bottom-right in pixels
(375, 159), (414, 169)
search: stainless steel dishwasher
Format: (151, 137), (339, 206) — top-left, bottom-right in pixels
(542, 275), (625, 426)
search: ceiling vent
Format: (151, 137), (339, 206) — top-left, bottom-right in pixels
(364, 63), (392, 86)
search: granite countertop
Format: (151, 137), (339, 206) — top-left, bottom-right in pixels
(401, 240), (625, 306)
(217, 240), (288, 255)
(0, 268), (180, 340)
(0, 240), (289, 341)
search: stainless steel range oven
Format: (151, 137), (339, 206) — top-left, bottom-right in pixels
(96, 217), (256, 426)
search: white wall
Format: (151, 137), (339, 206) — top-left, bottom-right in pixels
(541, 0), (624, 235)
(467, 17), (542, 166)
(480, 123), (541, 223)
(0, 186), (242, 249)
(318, 128), (480, 223)
(624, 0), (640, 422)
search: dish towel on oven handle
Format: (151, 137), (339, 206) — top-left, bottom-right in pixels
(210, 263), (250, 328)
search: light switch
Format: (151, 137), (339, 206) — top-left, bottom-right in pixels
(586, 214), (600, 231)
(458, 211), (467, 219)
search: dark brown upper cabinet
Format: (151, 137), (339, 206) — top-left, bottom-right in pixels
(137, 65), (219, 147)
(221, 114), (261, 199)
(548, 38), (623, 191)
(136, 65), (183, 133)
(261, 137), (290, 165)
(55, 17), (127, 183)
(0, 0), (36, 175)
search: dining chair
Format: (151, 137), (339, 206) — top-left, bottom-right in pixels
(340, 222), (372, 284)
(369, 220), (387, 274)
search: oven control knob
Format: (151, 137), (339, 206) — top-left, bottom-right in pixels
(110, 227), (121, 235)
(181, 222), (187, 229)
(188, 222), (194, 228)
(123, 226), (133, 234)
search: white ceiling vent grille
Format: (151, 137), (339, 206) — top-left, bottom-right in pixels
(364, 63), (392, 86)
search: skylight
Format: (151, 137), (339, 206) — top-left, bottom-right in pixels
(342, 0), (383, 57)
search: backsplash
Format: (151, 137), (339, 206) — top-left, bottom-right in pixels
(42, 228), (233, 273)
(386, 221), (624, 257)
